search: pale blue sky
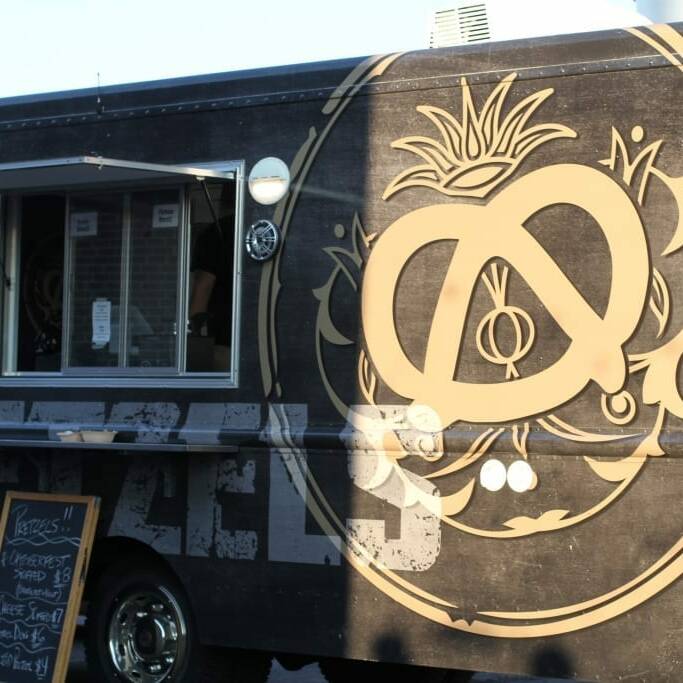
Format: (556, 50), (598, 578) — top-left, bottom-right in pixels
(0, 0), (652, 98)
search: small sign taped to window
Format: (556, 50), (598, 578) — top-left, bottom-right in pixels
(152, 204), (180, 229)
(92, 298), (112, 348)
(70, 212), (98, 237)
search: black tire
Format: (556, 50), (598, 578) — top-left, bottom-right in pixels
(85, 557), (272, 683)
(319, 657), (461, 683)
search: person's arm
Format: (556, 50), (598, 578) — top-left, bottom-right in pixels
(189, 269), (216, 318)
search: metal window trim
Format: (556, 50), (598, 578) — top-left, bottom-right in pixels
(119, 192), (132, 368)
(2, 196), (20, 374)
(182, 161), (244, 384)
(178, 185), (191, 374)
(57, 366), (198, 377)
(61, 195), (72, 370)
(1, 158), (244, 388)
(230, 160), (246, 388)
(0, 156), (236, 191)
(0, 195), (4, 372)
(170, 186), (185, 374)
(0, 375), (236, 389)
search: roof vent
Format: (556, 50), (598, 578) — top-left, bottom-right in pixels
(429, 3), (491, 48)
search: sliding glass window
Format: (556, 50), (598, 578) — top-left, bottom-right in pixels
(66, 192), (125, 368)
(3, 177), (239, 382)
(127, 189), (181, 370)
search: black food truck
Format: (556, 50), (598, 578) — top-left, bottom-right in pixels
(0, 20), (681, 683)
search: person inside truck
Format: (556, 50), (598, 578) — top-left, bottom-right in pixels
(187, 181), (235, 372)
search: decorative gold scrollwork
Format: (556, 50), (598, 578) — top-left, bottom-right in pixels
(287, 28), (683, 638)
(383, 73), (576, 200)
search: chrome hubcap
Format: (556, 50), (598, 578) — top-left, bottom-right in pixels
(108, 587), (187, 682)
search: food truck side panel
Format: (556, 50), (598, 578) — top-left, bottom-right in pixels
(248, 27), (683, 680)
(0, 24), (680, 681)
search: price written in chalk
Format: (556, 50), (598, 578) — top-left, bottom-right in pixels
(0, 493), (98, 682)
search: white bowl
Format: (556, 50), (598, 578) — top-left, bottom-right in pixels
(57, 430), (83, 442)
(80, 430), (117, 444)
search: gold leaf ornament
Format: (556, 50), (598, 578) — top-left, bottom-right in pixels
(314, 214), (375, 419)
(652, 169), (683, 256)
(600, 126), (662, 206)
(441, 479), (476, 517)
(632, 330), (683, 419)
(649, 268), (671, 338)
(383, 73), (576, 200)
(584, 456), (644, 484)
(503, 509), (570, 532)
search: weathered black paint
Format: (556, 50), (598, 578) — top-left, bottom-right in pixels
(0, 25), (680, 682)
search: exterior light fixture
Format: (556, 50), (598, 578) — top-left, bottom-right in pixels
(248, 157), (290, 205)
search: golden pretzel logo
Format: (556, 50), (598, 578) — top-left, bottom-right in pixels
(477, 264), (535, 379)
(362, 164), (651, 426)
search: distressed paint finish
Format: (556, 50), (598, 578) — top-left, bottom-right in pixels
(256, 22), (683, 681)
(0, 400), (262, 444)
(28, 401), (105, 438)
(269, 451), (341, 566)
(108, 460), (182, 555)
(186, 454), (258, 560)
(347, 459), (441, 572)
(0, 401), (23, 427)
(107, 402), (181, 443)
(0, 22), (680, 682)
(179, 402), (261, 444)
(343, 406), (442, 571)
(267, 403), (341, 565)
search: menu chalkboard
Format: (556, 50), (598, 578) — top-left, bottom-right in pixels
(0, 492), (99, 683)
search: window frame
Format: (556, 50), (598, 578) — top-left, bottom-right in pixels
(0, 160), (245, 389)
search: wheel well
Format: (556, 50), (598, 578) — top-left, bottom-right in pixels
(84, 536), (175, 602)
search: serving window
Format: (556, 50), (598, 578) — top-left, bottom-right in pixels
(0, 167), (242, 386)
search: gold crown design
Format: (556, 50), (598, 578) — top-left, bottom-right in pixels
(383, 73), (576, 200)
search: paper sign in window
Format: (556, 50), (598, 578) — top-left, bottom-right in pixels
(70, 211), (98, 237)
(92, 298), (112, 348)
(152, 204), (180, 229)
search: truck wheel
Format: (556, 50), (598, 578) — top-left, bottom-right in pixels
(319, 657), (467, 683)
(85, 558), (271, 682)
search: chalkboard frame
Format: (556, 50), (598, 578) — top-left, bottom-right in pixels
(0, 492), (99, 683)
